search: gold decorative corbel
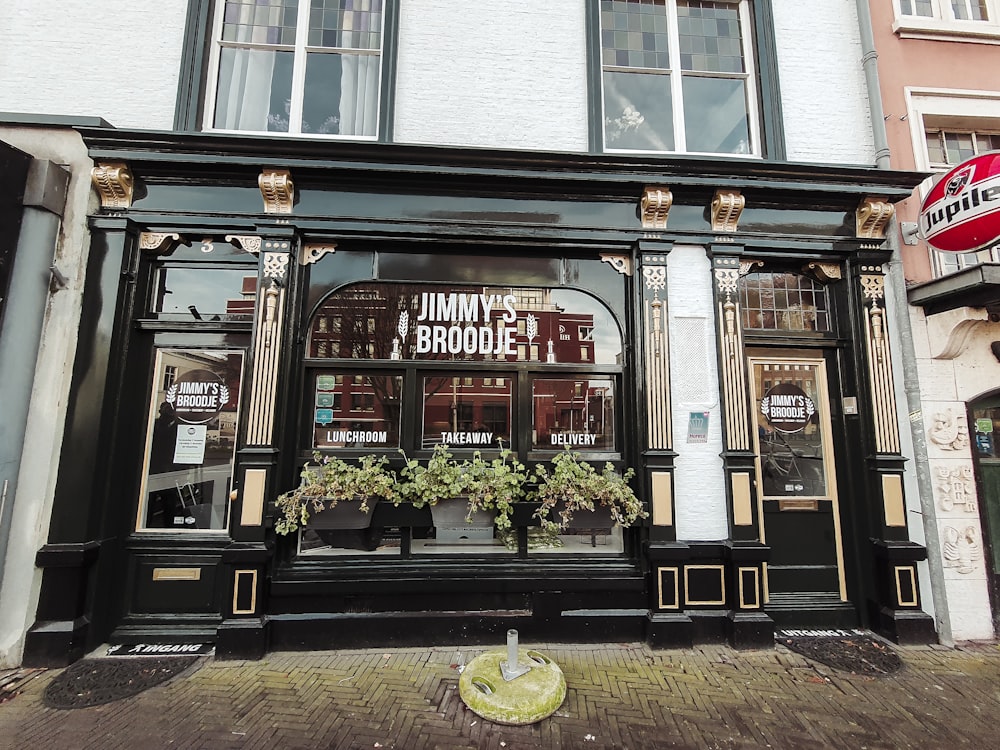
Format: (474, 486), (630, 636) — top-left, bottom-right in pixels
(710, 189), (745, 233)
(857, 196), (894, 240)
(600, 253), (633, 276)
(91, 162), (134, 210)
(301, 243), (337, 266)
(803, 262), (842, 283)
(138, 232), (184, 255)
(225, 234), (263, 255)
(640, 186), (673, 230)
(259, 169), (294, 214)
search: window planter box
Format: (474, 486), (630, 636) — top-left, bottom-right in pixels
(307, 497), (379, 530)
(429, 499), (496, 542)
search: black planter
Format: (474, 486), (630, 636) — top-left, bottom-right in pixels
(553, 501), (615, 529)
(307, 497), (378, 530)
(511, 502), (543, 527)
(371, 501), (433, 528)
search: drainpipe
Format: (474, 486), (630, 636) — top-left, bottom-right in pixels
(856, 0), (947, 640)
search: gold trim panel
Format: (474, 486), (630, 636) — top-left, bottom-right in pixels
(651, 471), (673, 526)
(732, 472), (753, 526)
(738, 567), (760, 609)
(882, 474), (906, 528)
(715, 258), (751, 451)
(894, 566), (918, 607)
(240, 468), (267, 527)
(91, 162), (134, 210)
(152, 567), (201, 582)
(657, 567), (680, 610)
(684, 564), (726, 606)
(233, 569), (259, 615)
(861, 268), (900, 454)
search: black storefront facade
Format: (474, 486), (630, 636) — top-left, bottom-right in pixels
(21, 127), (936, 665)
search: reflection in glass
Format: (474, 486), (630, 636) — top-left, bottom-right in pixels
(139, 350), (244, 531)
(313, 373), (402, 448)
(532, 378), (616, 451)
(308, 283), (622, 365)
(214, 48), (294, 132)
(303, 53), (379, 136)
(153, 268), (256, 321)
(739, 273), (831, 332)
(603, 71), (674, 151)
(682, 76), (749, 154)
(421, 376), (512, 449)
(753, 363), (827, 498)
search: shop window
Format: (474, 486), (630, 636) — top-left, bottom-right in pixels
(197, 0), (395, 138)
(900, 0), (989, 20)
(312, 372), (401, 449)
(421, 375), (512, 449)
(137, 349), (245, 531)
(739, 272), (831, 332)
(597, 0), (761, 155)
(532, 377), (616, 451)
(152, 267), (255, 322)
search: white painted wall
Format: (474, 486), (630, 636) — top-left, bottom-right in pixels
(0, 127), (94, 667)
(393, 0), (590, 151)
(772, 0), (876, 165)
(668, 247), (728, 541)
(907, 305), (1000, 642)
(0, 0), (186, 129)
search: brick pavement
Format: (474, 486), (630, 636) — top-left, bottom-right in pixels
(1, 641), (999, 749)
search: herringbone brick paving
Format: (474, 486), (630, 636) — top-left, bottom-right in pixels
(1, 641), (999, 749)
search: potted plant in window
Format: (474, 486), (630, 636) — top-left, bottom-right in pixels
(462, 443), (529, 532)
(398, 444), (476, 535)
(274, 452), (396, 535)
(531, 447), (647, 532)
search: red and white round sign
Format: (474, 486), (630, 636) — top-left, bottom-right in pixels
(919, 151), (1000, 254)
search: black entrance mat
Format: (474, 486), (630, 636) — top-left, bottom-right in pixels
(42, 656), (199, 709)
(777, 629), (903, 676)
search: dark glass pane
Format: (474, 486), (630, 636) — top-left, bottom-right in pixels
(153, 268), (256, 322)
(140, 350), (244, 531)
(603, 70), (674, 151)
(682, 75), (749, 154)
(312, 373), (401, 448)
(303, 52), (379, 135)
(739, 273), (831, 332)
(601, 0), (669, 68)
(532, 378), (616, 451)
(214, 48), (294, 131)
(421, 376), (512, 449)
(677, 0), (744, 73)
(222, 0), (298, 44)
(308, 0), (382, 49)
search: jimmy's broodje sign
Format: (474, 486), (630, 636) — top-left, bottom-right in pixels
(920, 152), (1000, 254)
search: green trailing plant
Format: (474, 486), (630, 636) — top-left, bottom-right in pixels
(463, 443), (528, 530)
(531, 447), (647, 531)
(274, 452), (396, 535)
(397, 443), (468, 508)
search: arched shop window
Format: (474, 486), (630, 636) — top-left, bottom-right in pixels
(299, 281), (626, 556)
(304, 282), (623, 455)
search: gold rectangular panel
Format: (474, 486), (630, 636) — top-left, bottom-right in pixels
(651, 471), (673, 526)
(657, 567), (680, 610)
(883, 474), (906, 528)
(233, 569), (258, 615)
(684, 564), (726, 606)
(732, 472), (753, 526)
(778, 499), (818, 511)
(895, 566), (918, 607)
(240, 468), (268, 527)
(152, 567), (201, 582)
(738, 567), (759, 609)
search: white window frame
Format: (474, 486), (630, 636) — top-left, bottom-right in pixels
(893, 0), (1000, 43)
(203, 0), (385, 139)
(599, 0), (761, 157)
(906, 87), (1000, 276)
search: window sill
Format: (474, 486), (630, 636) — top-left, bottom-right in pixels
(893, 17), (1000, 44)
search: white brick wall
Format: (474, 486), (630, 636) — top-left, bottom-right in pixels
(772, 0), (876, 165)
(668, 247), (728, 541)
(393, 0), (590, 151)
(0, 0), (187, 129)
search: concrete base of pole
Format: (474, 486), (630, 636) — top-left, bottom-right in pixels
(459, 648), (566, 725)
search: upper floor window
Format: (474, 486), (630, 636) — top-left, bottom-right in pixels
(894, 0), (1000, 41)
(923, 126), (1000, 275)
(206, 0), (386, 137)
(599, 0), (760, 155)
